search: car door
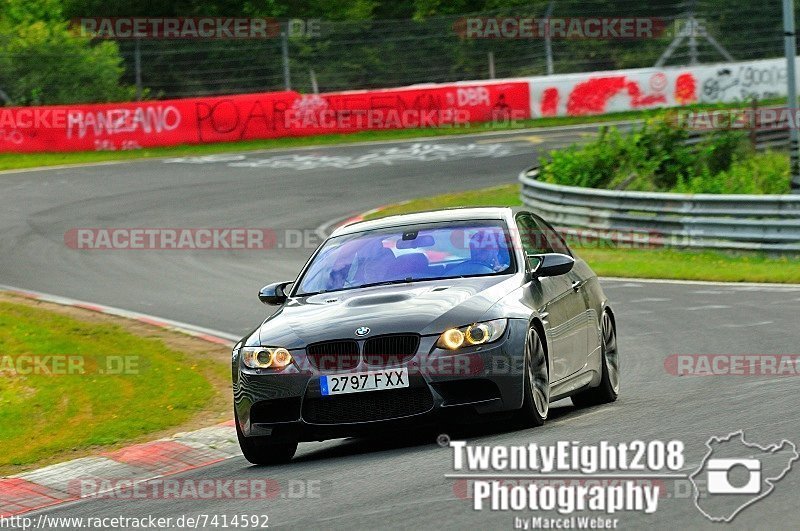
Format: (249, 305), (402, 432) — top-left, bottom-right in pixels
(516, 213), (583, 382)
(537, 217), (603, 368)
(529, 214), (593, 379)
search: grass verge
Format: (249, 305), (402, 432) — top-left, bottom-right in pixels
(362, 184), (800, 284)
(0, 99), (782, 172)
(0, 293), (230, 475)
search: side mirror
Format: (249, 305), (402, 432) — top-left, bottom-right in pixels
(258, 281), (293, 305)
(526, 253), (574, 278)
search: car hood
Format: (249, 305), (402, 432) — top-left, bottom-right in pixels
(257, 275), (517, 348)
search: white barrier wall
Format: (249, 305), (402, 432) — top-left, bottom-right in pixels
(527, 57), (789, 117)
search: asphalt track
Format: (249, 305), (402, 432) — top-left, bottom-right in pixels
(2, 124), (799, 529)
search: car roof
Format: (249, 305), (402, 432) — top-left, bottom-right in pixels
(331, 207), (516, 237)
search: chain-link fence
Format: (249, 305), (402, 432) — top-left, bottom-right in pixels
(2, 1), (789, 101)
(110, 0), (790, 99)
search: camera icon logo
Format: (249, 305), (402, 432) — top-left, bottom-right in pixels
(706, 458), (761, 494)
(690, 431), (798, 522)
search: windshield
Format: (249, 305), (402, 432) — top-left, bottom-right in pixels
(295, 221), (516, 296)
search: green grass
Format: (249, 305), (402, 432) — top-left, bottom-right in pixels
(575, 247), (800, 283)
(362, 184), (800, 283)
(0, 301), (227, 470)
(1, 98), (784, 172)
(369, 184), (522, 218)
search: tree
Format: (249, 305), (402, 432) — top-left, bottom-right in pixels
(0, 0), (136, 105)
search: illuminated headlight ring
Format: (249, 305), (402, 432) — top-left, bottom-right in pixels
(436, 319), (507, 350)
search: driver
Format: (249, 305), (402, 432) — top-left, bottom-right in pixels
(469, 229), (508, 271)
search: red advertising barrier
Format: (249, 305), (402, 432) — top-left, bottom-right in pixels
(0, 81), (529, 153)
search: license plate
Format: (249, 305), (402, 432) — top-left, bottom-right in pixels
(320, 368), (409, 396)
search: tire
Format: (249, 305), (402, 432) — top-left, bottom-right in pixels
(516, 326), (549, 427)
(572, 311), (619, 408)
(235, 411), (297, 465)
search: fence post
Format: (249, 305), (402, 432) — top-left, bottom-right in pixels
(749, 97), (758, 149)
(488, 52), (495, 79)
(134, 37), (143, 101)
(688, 14), (699, 65)
(784, 0), (800, 193)
(544, 1), (555, 75)
(281, 27), (292, 91)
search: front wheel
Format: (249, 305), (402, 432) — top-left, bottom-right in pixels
(572, 311), (619, 407)
(235, 411), (297, 465)
(516, 327), (549, 427)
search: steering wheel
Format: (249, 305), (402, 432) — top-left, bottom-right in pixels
(447, 260), (495, 276)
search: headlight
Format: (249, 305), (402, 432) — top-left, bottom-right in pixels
(436, 319), (507, 350)
(241, 347), (293, 370)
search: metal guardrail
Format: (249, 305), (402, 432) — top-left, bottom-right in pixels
(686, 126), (791, 152)
(519, 166), (800, 253)
(681, 107), (792, 151)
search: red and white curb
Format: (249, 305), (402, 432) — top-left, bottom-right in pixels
(0, 285), (238, 346)
(0, 285), (243, 517)
(0, 422), (242, 517)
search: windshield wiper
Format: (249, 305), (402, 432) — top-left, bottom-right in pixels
(357, 278), (414, 289)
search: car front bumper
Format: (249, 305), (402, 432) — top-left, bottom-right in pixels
(233, 319), (528, 442)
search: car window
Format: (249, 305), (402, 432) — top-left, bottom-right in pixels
(532, 215), (573, 257)
(516, 214), (553, 255)
(294, 221), (516, 296)
(516, 213), (573, 257)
